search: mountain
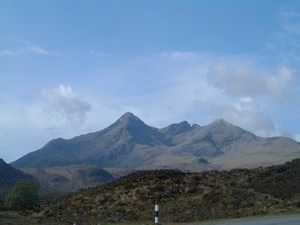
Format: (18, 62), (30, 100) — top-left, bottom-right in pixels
(22, 165), (114, 196)
(40, 159), (300, 224)
(13, 112), (300, 171)
(0, 159), (34, 196)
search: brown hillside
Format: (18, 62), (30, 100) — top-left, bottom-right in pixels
(41, 159), (300, 224)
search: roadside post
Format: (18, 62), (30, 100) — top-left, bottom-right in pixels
(154, 203), (159, 225)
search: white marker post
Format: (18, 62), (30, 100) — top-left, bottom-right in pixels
(154, 203), (159, 225)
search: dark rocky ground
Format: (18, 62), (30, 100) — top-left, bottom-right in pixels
(1, 159), (300, 225)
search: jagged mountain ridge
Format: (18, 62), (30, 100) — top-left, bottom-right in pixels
(13, 112), (300, 170)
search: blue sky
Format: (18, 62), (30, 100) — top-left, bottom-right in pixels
(1, 1), (300, 162)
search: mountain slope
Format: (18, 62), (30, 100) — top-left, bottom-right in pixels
(0, 159), (34, 196)
(12, 112), (300, 171)
(211, 135), (300, 169)
(22, 165), (114, 196)
(42, 159), (300, 223)
(13, 112), (167, 169)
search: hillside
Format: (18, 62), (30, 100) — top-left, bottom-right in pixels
(13, 112), (300, 171)
(40, 159), (300, 224)
(22, 165), (114, 196)
(0, 159), (34, 196)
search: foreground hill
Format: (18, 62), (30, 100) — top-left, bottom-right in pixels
(41, 159), (300, 224)
(0, 159), (33, 196)
(13, 112), (300, 171)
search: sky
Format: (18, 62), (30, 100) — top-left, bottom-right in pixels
(1, 1), (300, 162)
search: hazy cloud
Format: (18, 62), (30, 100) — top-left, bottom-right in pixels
(0, 45), (50, 57)
(0, 53), (298, 162)
(218, 97), (277, 137)
(42, 85), (92, 127)
(0, 85), (95, 161)
(118, 52), (294, 137)
(28, 46), (50, 55)
(208, 63), (293, 99)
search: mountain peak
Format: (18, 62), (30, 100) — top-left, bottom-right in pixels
(115, 112), (146, 128)
(160, 121), (192, 136)
(0, 158), (6, 166)
(178, 121), (191, 127)
(206, 119), (255, 140)
(0, 159), (16, 171)
(211, 118), (234, 127)
(112, 112), (166, 146)
(167, 120), (191, 130)
(121, 112), (137, 118)
(119, 112), (141, 121)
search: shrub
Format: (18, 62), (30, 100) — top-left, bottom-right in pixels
(4, 180), (39, 210)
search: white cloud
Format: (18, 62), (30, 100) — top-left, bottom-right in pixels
(41, 85), (92, 127)
(111, 52), (294, 138)
(220, 98), (277, 137)
(208, 62), (293, 99)
(0, 45), (50, 57)
(0, 85), (92, 133)
(28, 46), (50, 55)
(0, 49), (18, 56)
(0, 51), (298, 161)
(0, 85), (94, 161)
